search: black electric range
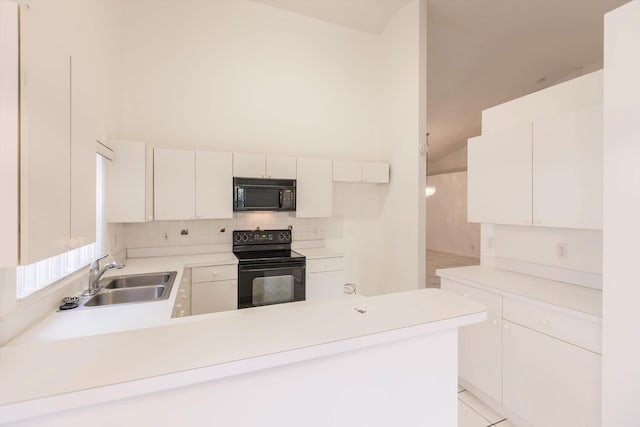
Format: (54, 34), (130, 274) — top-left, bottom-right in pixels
(233, 229), (306, 309)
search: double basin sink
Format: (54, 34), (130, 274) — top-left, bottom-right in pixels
(82, 271), (177, 308)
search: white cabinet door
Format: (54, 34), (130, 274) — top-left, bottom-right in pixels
(533, 105), (603, 229)
(502, 321), (601, 427)
(458, 314), (502, 403)
(296, 157), (333, 218)
(333, 160), (362, 182)
(0, 2), (19, 267)
(266, 155), (296, 179)
(307, 271), (345, 300)
(154, 148), (195, 220)
(192, 280), (237, 315)
(233, 153), (265, 178)
(362, 162), (389, 183)
(19, 1), (71, 263)
(106, 140), (153, 222)
(195, 151), (232, 219)
(468, 123), (533, 226)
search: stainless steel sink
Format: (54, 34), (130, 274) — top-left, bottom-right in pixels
(85, 286), (167, 307)
(103, 272), (174, 289)
(79, 271), (177, 308)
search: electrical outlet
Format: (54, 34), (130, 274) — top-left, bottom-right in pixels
(557, 243), (568, 259)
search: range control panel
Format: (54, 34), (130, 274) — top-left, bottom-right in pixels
(233, 229), (292, 246)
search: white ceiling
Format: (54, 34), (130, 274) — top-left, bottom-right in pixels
(427, 0), (629, 161)
(250, 0), (413, 34)
(250, 0), (629, 162)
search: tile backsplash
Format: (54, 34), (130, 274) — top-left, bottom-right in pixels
(123, 212), (343, 250)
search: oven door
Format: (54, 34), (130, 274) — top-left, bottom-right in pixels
(237, 260), (305, 309)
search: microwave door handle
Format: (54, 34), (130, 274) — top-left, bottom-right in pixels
(279, 191), (283, 208)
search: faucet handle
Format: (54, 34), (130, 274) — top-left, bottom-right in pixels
(90, 254), (109, 271)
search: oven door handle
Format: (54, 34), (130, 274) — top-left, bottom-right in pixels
(240, 266), (305, 273)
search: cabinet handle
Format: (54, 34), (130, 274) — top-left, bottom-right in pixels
(503, 324), (510, 331)
(541, 319), (550, 327)
(463, 292), (471, 299)
(491, 319), (499, 327)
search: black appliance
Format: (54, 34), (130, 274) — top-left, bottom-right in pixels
(233, 177), (296, 212)
(233, 229), (305, 309)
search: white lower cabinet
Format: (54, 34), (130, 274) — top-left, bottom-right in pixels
(190, 263), (238, 315)
(459, 314), (502, 403)
(191, 280), (237, 315)
(443, 278), (601, 427)
(305, 256), (345, 301)
(502, 321), (601, 427)
(307, 271), (345, 300)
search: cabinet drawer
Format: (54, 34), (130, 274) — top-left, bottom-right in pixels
(192, 264), (237, 284)
(441, 279), (502, 317)
(503, 298), (601, 354)
(306, 257), (344, 273)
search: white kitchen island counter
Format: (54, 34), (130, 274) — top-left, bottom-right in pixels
(0, 288), (486, 426)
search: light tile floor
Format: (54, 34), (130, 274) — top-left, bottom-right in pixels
(458, 386), (512, 427)
(426, 250), (479, 288)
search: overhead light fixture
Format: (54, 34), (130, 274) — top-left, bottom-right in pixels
(425, 186), (436, 198)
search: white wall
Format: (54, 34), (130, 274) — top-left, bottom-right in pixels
(428, 145), (467, 175)
(602, 1), (640, 424)
(120, 0), (386, 160)
(426, 172), (480, 258)
(379, 0), (427, 295)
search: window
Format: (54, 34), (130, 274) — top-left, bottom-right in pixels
(16, 155), (106, 299)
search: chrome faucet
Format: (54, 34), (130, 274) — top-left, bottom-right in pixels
(82, 254), (125, 296)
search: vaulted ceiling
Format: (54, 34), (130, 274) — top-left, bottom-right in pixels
(250, 0), (630, 162)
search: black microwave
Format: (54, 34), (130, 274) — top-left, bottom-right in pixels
(233, 177), (296, 212)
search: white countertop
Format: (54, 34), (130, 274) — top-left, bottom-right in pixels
(8, 252), (238, 345)
(437, 265), (602, 320)
(0, 288), (486, 423)
(295, 247), (343, 259)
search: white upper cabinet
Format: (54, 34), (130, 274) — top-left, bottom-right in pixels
(233, 153), (265, 178)
(362, 162), (389, 183)
(533, 105), (603, 229)
(333, 160), (362, 182)
(468, 123), (533, 226)
(106, 140), (153, 223)
(266, 155), (296, 179)
(154, 148), (196, 221)
(333, 160), (389, 184)
(155, 148), (233, 221)
(0, 2), (19, 267)
(19, 1), (72, 264)
(469, 72), (603, 230)
(195, 151), (233, 219)
(296, 157), (333, 218)
(233, 153), (296, 179)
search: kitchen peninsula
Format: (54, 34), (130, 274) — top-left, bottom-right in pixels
(0, 289), (485, 426)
